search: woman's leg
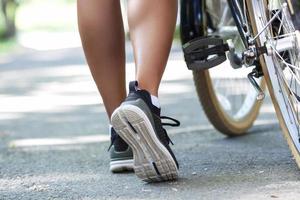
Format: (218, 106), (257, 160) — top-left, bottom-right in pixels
(127, 0), (178, 97)
(77, 0), (126, 118)
(110, 0), (179, 182)
(78, 0), (134, 174)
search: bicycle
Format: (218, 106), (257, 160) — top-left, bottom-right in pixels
(180, 0), (300, 168)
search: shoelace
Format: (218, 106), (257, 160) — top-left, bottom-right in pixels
(108, 116), (180, 151)
(161, 116), (180, 127)
(160, 116), (180, 145)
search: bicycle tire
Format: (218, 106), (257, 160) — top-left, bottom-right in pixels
(180, 0), (265, 136)
(246, 0), (300, 167)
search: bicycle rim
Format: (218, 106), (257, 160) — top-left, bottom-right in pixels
(247, 0), (300, 166)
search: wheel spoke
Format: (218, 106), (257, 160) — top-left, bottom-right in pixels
(256, 0), (300, 141)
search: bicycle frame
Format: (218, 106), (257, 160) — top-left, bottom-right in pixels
(227, 0), (249, 47)
(180, 0), (206, 44)
(180, 0), (249, 47)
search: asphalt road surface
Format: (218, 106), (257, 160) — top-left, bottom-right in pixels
(0, 43), (300, 200)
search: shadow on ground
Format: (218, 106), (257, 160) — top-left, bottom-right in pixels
(0, 46), (300, 200)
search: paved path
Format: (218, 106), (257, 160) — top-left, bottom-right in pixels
(0, 43), (300, 200)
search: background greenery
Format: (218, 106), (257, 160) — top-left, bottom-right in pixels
(0, 0), (76, 53)
(16, 0), (76, 32)
(2, 0), (298, 54)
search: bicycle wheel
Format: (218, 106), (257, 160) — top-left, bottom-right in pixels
(180, 0), (265, 136)
(247, 0), (300, 167)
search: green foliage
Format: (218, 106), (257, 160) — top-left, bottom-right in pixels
(16, 0), (76, 32)
(0, 37), (17, 54)
(0, 0), (18, 39)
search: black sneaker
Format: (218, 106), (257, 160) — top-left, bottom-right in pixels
(111, 81), (180, 182)
(108, 127), (134, 173)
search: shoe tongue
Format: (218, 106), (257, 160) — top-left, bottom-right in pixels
(129, 81), (139, 93)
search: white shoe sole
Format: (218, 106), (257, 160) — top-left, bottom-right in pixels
(111, 104), (178, 182)
(110, 159), (134, 173)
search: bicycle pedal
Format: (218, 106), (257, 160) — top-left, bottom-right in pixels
(182, 36), (229, 70)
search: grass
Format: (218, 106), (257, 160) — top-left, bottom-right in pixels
(0, 0), (76, 54)
(0, 37), (18, 54)
(173, 26), (181, 42)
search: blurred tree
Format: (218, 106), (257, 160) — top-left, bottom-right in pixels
(0, 0), (18, 39)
